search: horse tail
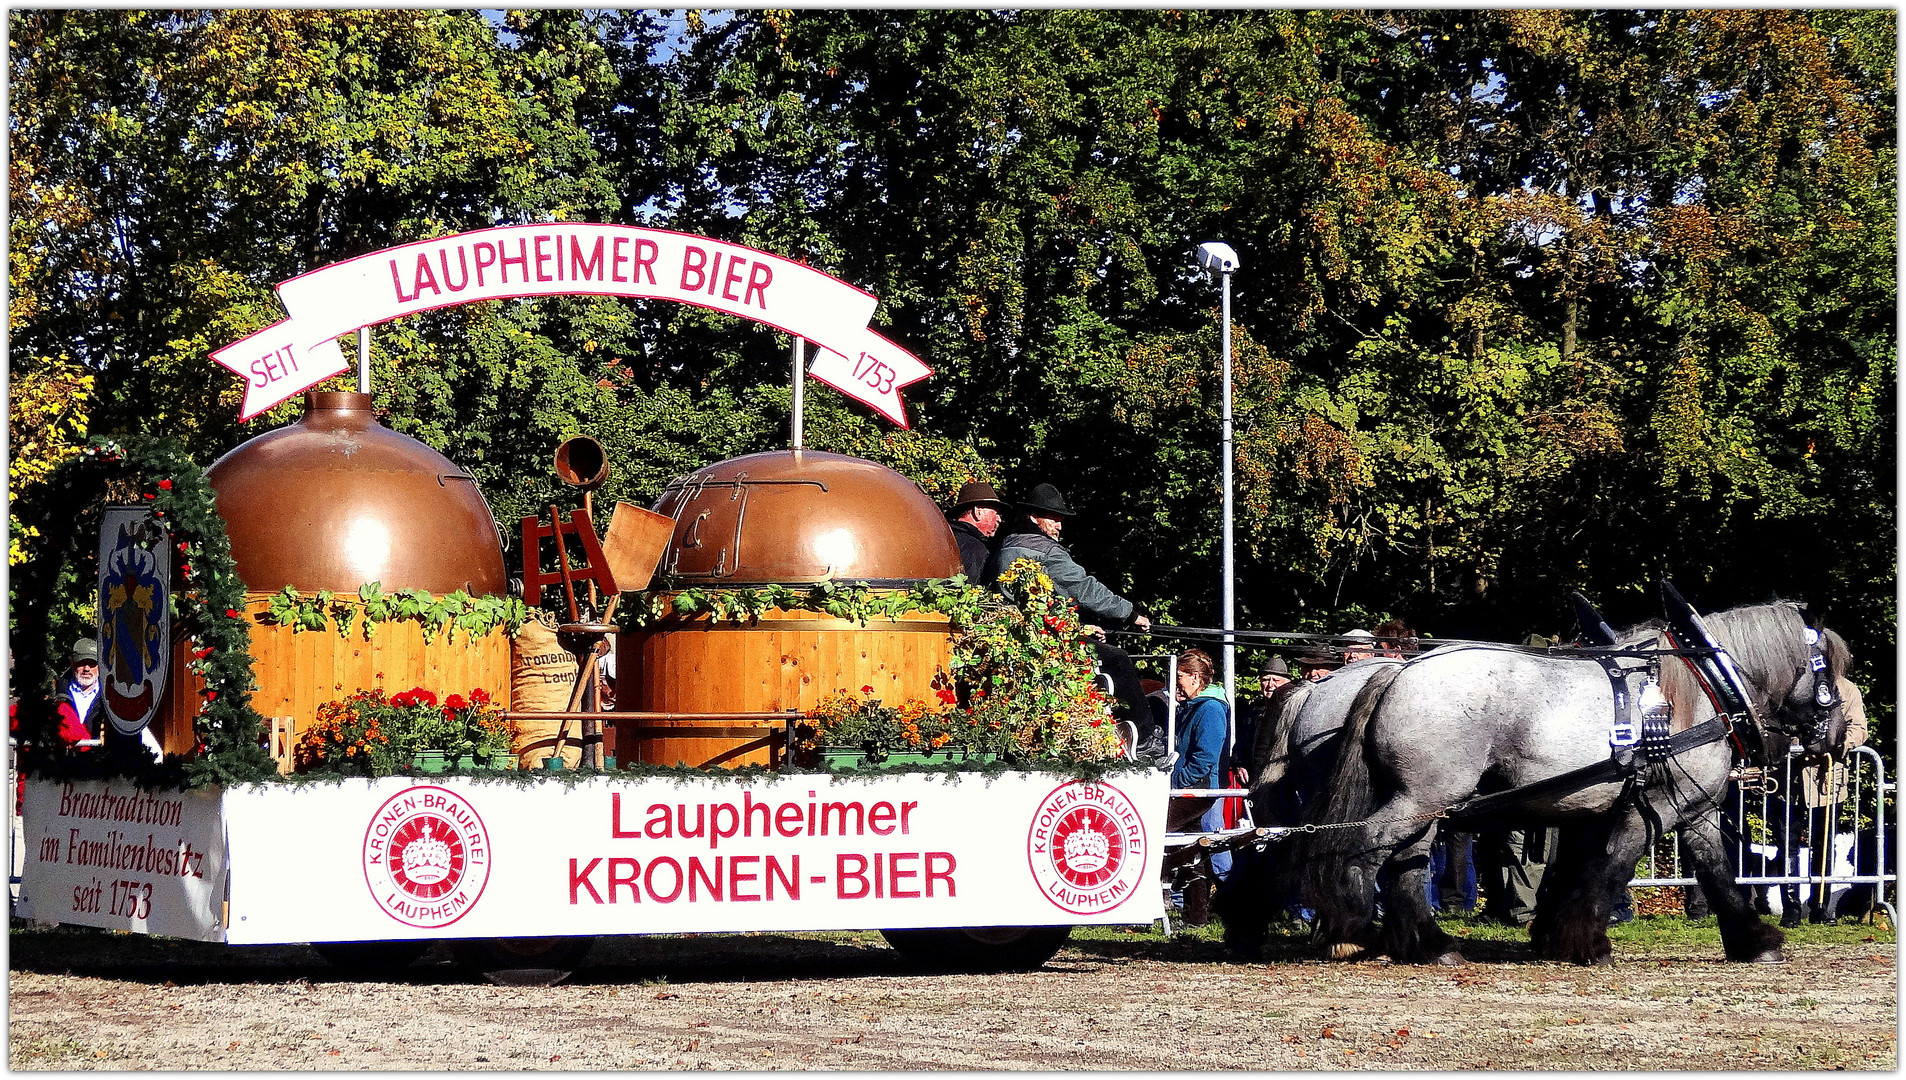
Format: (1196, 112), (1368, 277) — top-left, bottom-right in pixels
(1308, 661), (1403, 830)
(1294, 661), (1405, 938)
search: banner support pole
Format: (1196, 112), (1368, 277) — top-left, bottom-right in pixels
(791, 335), (805, 450)
(357, 327), (371, 394)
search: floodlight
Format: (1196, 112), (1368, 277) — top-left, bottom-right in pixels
(1195, 241), (1240, 273)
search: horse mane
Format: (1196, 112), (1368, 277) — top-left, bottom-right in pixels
(1644, 601), (1845, 727)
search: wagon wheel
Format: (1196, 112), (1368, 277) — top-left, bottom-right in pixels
(310, 939), (435, 974)
(448, 936), (596, 986)
(879, 925), (1072, 972)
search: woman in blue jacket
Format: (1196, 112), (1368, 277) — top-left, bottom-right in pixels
(1168, 647), (1230, 924)
(1170, 647), (1229, 795)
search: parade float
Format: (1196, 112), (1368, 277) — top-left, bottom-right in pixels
(14, 225), (1166, 983)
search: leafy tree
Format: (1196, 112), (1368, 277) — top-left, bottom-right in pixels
(10, 9), (1892, 740)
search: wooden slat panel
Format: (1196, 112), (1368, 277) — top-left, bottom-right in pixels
(621, 596), (952, 770)
(235, 595), (509, 774)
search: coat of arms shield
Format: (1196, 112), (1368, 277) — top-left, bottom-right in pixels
(96, 506), (171, 736)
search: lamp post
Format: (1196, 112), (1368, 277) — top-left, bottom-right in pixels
(1195, 241), (1240, 711)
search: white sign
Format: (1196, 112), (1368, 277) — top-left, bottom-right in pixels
(211, 224), (932, 425)
(223, 771), (1167, 944)
(805, 331), (932, 428)
(19, 780), (228, 942)
(96, 507), (170, 735)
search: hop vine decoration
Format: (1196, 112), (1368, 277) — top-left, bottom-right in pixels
(623, 575), (988, 629)
(11, 435), (277, 787)
(261, 582), (530, 643)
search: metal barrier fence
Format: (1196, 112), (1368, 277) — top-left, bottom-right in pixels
(1631, 744), (1896, 924)
(1146, 721), (1897, 929)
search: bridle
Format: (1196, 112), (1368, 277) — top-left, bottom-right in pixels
(1661, 601), (1841, 765)
(1788, 602), (1842, 753)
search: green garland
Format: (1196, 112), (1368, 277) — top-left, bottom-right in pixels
(265, 755), (1153, 788)
(260, 582), (530, 643)
(12, 436), (278, 788)
(622, 575), (991, 629)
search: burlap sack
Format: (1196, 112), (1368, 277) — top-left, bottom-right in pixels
(510, 613), (581, 769)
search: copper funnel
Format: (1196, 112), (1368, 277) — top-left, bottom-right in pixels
(554, 435), (610, 491)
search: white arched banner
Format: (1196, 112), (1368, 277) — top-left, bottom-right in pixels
(211, 224), (930, 426)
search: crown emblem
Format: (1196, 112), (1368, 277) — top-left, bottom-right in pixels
(1061, 823), (1111, 875)
(398, 820), (455, 886)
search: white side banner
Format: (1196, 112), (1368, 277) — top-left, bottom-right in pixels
(224, 772), (1168, 944)
(210, 224), (931, 425)
(20, 780), (228, 942)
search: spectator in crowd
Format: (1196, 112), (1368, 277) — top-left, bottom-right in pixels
(1478, 824), (1558, 928)
(946, 481), (1009, 582)
(1773, 674), (1868, 925)
(1167, 647), (1230, 925)
(1233, 655), (1293, 767)
(1371, 618), (1419, 659)
(1296, 645), (1338, 682)
(1339, 628), (1376, 665)
(1427, 831), (1479, 916)
(986, 483), (1151, 730)
(55, 639), (103, 744)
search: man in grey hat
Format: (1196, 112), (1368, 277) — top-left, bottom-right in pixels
(1232, 655), (1295, 785)
(56, 639), (103, 743)
(947, 481), (1009, 582)
(984, 482), (1151, 731)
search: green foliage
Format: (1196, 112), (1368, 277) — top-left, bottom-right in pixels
(956, 560), (1125, 763)
(625, 576), (985, 629)
(261, 582), (531, 644)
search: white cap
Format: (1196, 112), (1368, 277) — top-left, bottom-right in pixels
(1342, 629), (1374, 640)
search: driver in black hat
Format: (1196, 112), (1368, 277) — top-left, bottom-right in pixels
(984, 483), (1152, 732)
(947, 481), (1010, 582)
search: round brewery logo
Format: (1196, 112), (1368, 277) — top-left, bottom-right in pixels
(362, 785), (491, 928)
(1026, 781), (1149, 915)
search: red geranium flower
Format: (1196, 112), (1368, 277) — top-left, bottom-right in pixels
(444, 694), (467, 711)
(157, 479), (173, 490)
(469, 688), (491, 705)
(860, 685), (874, 694)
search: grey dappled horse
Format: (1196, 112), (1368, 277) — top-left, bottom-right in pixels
(1213, 658), (1402, 956)
(1256, 603), (1851, 966)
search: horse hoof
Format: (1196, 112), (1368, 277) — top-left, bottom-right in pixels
(1433, 950), (1466, 966)
(1327, 942), (1367, 961)
(1748, 949), (1785, 964)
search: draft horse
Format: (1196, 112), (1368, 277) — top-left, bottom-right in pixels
(1271, 600), (1851, 966)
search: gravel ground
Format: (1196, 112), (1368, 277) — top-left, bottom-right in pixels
(9, 924), (1897, 1070)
